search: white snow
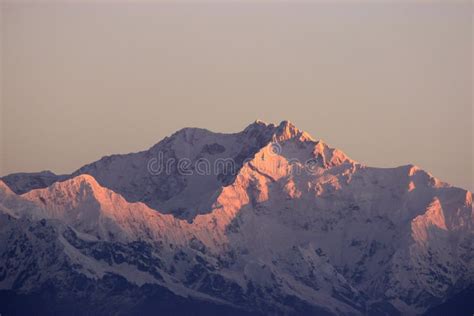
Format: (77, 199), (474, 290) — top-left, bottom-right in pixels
(0, 121), (472, 314)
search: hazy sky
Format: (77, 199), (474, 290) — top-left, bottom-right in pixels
(1, 1), (472, 191)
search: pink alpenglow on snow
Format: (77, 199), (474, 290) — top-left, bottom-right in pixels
(0, 121), (472, 315)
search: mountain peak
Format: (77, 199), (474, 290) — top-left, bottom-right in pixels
(70, 174), (100, 186)
(243, 119), (274, 131)
(242, 120), (315, 142)
(36, 174), (104, 200)
(273, 120), (314, 142)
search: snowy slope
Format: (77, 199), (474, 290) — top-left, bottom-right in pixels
(1, 177), (362, 315)
(0, 120), (472, 315)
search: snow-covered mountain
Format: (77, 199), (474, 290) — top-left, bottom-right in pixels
(0, 121), (472, 315)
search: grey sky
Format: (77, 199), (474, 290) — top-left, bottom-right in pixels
(1, 1), (472, 191)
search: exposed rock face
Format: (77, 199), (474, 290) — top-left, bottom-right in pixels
(0, 121), (472, 315)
